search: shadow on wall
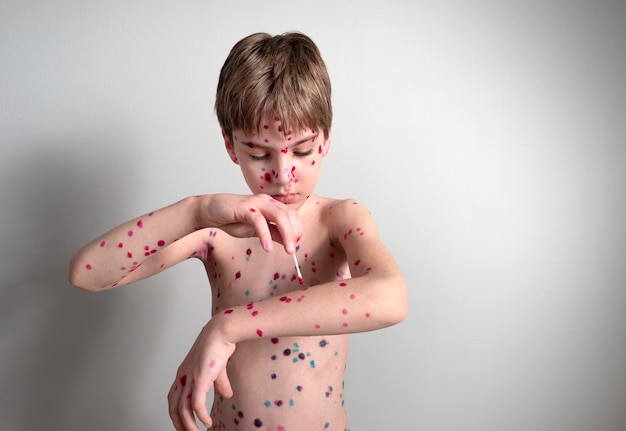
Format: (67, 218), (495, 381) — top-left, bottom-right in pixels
(0, 132), (164, 430)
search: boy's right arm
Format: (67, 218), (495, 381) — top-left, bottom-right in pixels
(68, 194), (302, 291)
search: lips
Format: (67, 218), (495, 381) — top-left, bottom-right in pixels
(272, 193), (299, 204)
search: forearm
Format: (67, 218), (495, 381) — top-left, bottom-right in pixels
(69, 196), (203, 291)
(213, 273), (407, 344)
(69, 193), (304, 292)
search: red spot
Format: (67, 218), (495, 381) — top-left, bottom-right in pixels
(339, 282), (347, 287)
(342, 308), (348, 315)
(256, 329), (263, 337)
(263, 124), (269, 129)
(127, 230), (133, 237)
(224, 309), (234, 314)
(365, 312), (371, 318)
(271, 338), (280, 344)
(249, 208), (257, 212)
(354, 260), (361, 266)
(274, 272), (280, 280)
(264, 173), (272, 183)
(350, 294), (356, 300)
(236, 271), (241, 279)
(137, 220), (143, 228)
(298, 276), (304, 285)
(281, 147), (288, 154)
(158, 240), (165, 247)
(118, 242), (124, 248)
(144, 245), (149, 251)
(127, 252), (133, 258)
(209, 360), (216, 368)
(314, 324), (321, 329)
(252, 310), (259, 317)
(85, 264), (92, 270)
(99, 241), (106, 247)
(318, 145), (323, 154)
(179, 375), (187, 386)
(342, 322), (349, 328)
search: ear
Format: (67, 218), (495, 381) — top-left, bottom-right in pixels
(223, 130), (239, 165)
(321, 129), (332, 157)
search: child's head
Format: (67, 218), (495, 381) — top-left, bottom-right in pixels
(215, 32), (332, 142)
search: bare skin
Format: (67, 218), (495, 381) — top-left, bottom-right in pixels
(69, 118), (408, 431)
(202, 195), (352, 431)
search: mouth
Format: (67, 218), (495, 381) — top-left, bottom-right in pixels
(272, 193), (299, 204)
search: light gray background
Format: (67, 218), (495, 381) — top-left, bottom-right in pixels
(1, 1), (625, 430)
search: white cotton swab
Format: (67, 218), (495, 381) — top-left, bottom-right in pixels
(293, 253), (304, 285)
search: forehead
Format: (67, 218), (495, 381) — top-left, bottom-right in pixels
(234, 114), (316, 143)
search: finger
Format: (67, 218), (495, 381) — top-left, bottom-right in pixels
(179, 383), (201, 431)
(214, 367), (234, 399)
(167, 380), (185, 431)
(191, 384), (212, 429)
(247, 213), (275, 252)
(268, 211), (301, 254)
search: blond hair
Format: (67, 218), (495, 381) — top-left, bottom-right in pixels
(215, 32), (332, 141)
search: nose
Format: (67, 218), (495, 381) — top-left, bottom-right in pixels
(274, 155), (296, 187)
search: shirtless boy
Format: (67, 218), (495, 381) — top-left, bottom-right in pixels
(69, 32), (408, 431)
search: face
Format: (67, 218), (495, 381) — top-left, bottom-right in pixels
(225, 115), (331, 210)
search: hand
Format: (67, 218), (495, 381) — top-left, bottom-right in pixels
(167, 320), (236, 430)
(197, 194), (302, 254)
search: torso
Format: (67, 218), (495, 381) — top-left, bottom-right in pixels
(203, 196), (351, 431)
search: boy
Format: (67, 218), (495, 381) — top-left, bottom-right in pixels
(69, 32), (407, 431)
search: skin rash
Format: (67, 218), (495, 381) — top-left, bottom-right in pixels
(69, 115), (407, 431)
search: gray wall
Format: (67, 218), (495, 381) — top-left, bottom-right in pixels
(2, 1), (625, 430)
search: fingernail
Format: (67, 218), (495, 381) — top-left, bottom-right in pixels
(265, 240), (273, 251)
(288, 241), (295, 253)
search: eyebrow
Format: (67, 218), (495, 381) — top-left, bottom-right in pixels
(240, 133), (319, 150)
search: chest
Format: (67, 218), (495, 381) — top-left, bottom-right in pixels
(203, 229), (350, 309)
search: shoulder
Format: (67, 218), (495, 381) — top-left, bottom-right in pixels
(318, 198), (379, 242)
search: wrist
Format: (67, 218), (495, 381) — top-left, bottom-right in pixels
(189, 194), (213, 229)
(209, 310), (240, 345)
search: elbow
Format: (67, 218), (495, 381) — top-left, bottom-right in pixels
(68, 258), (98, 293)
(380, 277), (408, 326)
(388, 296), (408, 326)
(68, 270), (93, 293)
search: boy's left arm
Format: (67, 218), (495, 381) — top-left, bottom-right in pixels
(169, 199), (408, 430)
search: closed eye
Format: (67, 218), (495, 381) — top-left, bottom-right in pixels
(294, 148), (314, 158)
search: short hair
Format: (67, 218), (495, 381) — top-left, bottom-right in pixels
(215, 32), (332, 141)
